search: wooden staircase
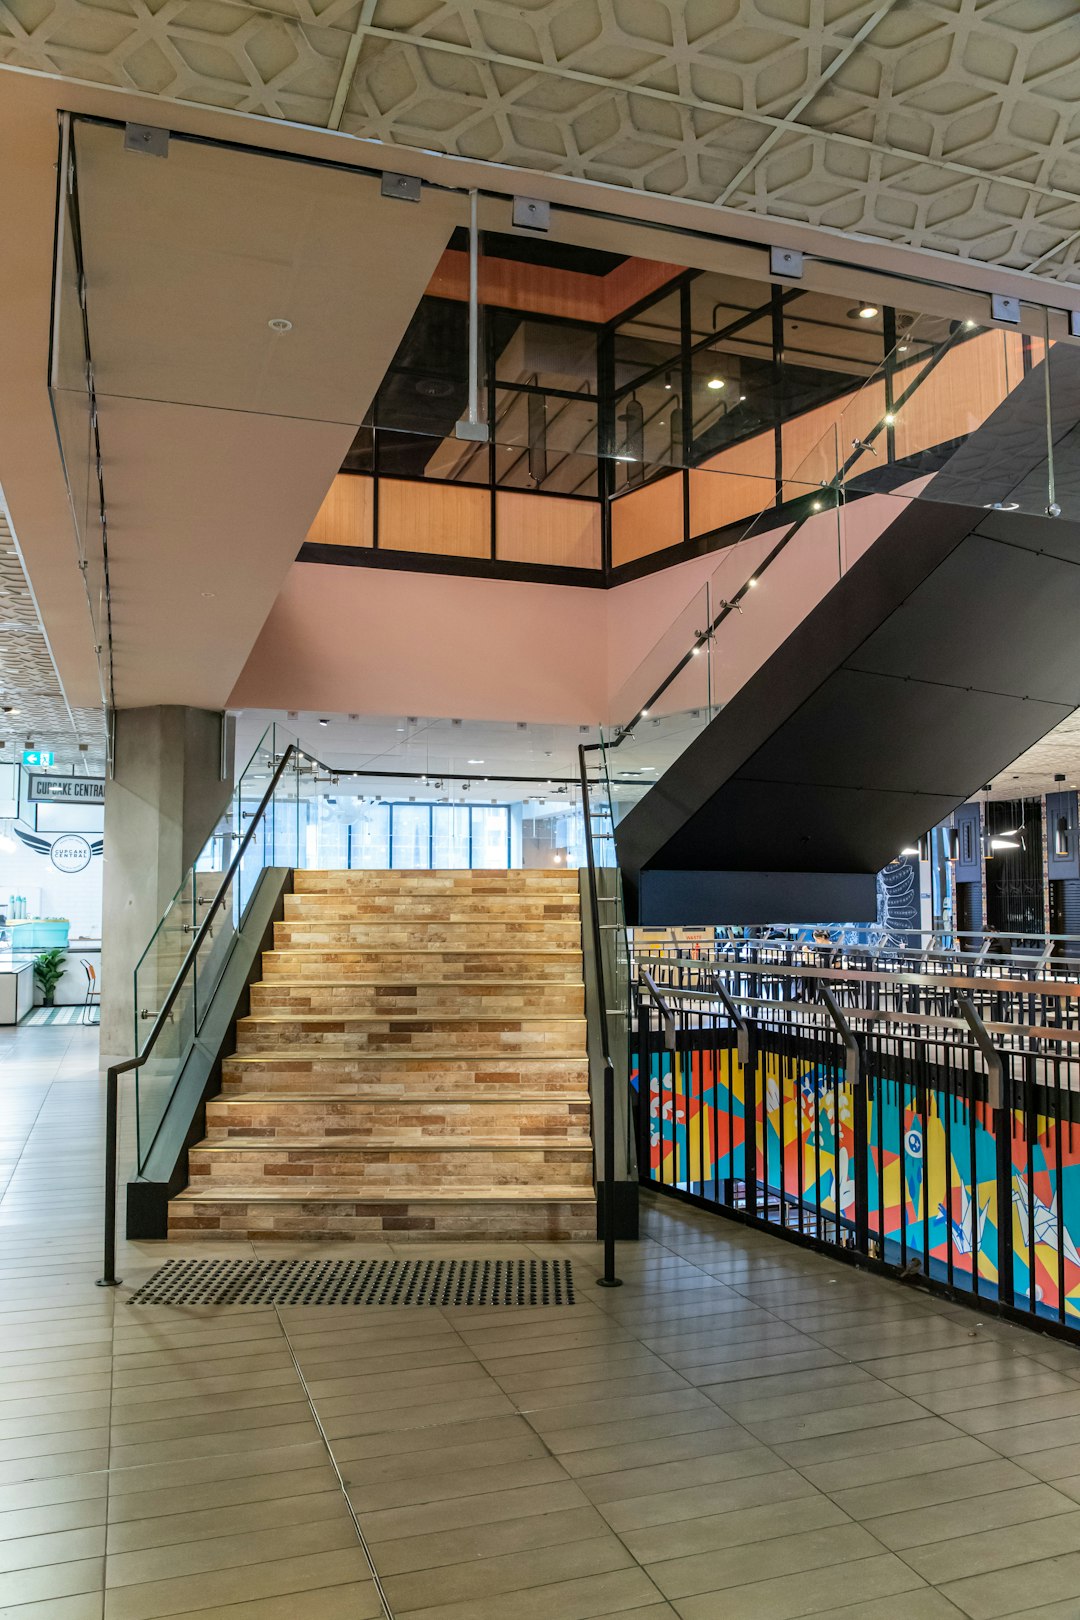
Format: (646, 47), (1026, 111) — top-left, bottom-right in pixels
(168, 870), (597, 1241)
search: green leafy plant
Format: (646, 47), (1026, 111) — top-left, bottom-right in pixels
(32, 947), (67, 1007)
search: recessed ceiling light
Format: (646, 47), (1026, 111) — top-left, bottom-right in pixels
(467, 759), (485, 765)
(706, 377), (725, 391)
(268, 318), (293, 333)
(850, 302), (879, 320)
(318, 718), (329, 727)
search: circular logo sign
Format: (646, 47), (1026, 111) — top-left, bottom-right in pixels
(50, 834), (92, 874)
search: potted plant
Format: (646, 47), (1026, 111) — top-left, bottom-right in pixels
(33, 946), (68, 1008)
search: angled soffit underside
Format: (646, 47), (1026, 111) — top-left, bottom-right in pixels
(4, 0), (1080, 281)
(0, 510), (106, 771)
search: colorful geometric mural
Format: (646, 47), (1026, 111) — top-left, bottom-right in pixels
(637, 1042), (1080, 1324)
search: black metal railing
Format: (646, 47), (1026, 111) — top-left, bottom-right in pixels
(635, 953), (1080, 1338)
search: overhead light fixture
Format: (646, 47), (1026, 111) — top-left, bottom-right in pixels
(850, 302), (878, 320)
(706, 377), (725, 391)
(664, 376), (672, 391)
(467, 759), (484, 765)
(318, 718), (329, 727)
(965, 319), (977, 328)
(900, 846), (919, 856)
(268, 318), (293, 333)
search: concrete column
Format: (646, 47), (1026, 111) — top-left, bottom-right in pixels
(99, 707), (233, 1065)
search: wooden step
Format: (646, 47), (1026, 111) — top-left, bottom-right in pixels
(273, 920), (582, 950)
(283, 894), (581, 922)
(187, 1139), (595, 1191)
(294, 870), (580, 895)
(168, 1187), (597, 1240)
(205, 1094), (592, 1140)
(234, 1014), (586, 1056)
(221, 1053), (590, 1097)
(261, 949), (583, 984)
(248, 981), (584, 1017)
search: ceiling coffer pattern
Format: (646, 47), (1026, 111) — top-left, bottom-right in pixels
(4, 0), (1080, 280)
(0, 516), (106, 770)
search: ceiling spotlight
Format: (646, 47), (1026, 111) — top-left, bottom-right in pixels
(850, 302), (879, 320)
(268, 317), (293, 333)
(664, 376), (672, 390)
(318, 718), (329, 727)
(706, 377), (725, 391)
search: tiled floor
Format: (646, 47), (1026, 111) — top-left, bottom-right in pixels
(6, 1024), (1080, 1617)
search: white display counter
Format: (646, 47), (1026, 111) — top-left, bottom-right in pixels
(0, 957), (34, 1024)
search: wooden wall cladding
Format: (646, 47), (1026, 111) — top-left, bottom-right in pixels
(892, 332), (1026, 464)
(378, 478), (490, 558)
(689, 434), (775, 541)
(305, 474), (373, 547)
(495, 492), (601, 569)
(427, 252), (681, 323)
(610, 473), (684, 567)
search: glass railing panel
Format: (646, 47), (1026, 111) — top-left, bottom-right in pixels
(132, 870), (196, 1168)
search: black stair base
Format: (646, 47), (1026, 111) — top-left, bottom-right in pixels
(638, 870), (878, 927)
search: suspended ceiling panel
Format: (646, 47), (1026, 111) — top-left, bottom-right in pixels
(4, 0), (1080, 281)
(65, 123), (461, 708)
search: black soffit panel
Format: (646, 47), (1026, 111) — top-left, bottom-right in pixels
(616, 497), (1080, 922)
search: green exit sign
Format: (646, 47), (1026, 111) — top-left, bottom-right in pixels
(22, 750), (54, 768)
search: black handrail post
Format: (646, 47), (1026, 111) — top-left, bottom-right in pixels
(97, 1062), (122, 1287)
(579, 742), (621, 1289)
(600, 1057), (618, 1288)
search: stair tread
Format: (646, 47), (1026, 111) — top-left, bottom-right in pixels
(265, 948), (583, 956)
(254, 972), (582, 984)
(228, 1052), (586, 1063)
(196, 1137), (591, 1151)
(213, 1092), (591, 1103)
(239, 1013), (586, 1025)
(174, 1186), (596, 1203)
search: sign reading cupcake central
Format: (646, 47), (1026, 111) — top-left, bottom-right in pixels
(27, 774), (105, 805)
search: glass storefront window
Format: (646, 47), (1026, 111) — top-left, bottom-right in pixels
(432, 805), (471, 868)
(471, 806), (510, 868)
(390, 804), (430, 869)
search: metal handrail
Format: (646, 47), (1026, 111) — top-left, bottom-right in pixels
(641, 968), (676, 1051)
(578, 741), (621, 1288)
(97, 743), (301, 1288)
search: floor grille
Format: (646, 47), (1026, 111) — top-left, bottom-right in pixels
(128, 1256), (576, 1307)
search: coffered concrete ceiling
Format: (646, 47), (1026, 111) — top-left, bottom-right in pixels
(5, 0), (1080, 281)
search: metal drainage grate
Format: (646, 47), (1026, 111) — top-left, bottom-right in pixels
(128, 1257), (576, 1307)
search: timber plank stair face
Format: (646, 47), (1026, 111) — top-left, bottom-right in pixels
(169, 870), (596, 1241)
